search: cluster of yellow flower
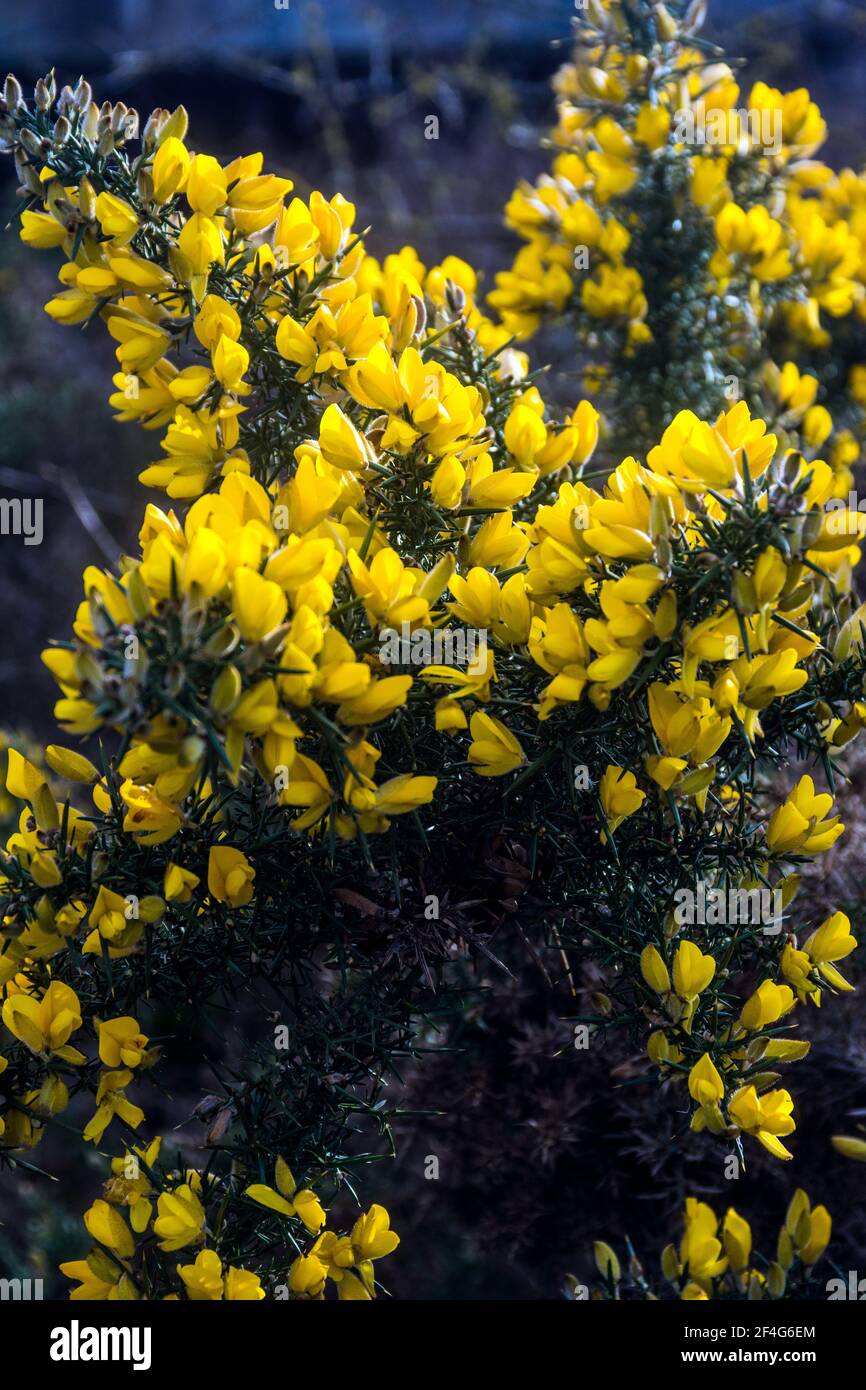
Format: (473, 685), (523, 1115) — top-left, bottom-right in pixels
(491, 0), (866, 466)
(586, 1188), (831, 1300)
(34, 399), (866, 836)
(11, 83), (605, 834)
(62, 1142), (398, 1301)
(641, 905), (856, 1161)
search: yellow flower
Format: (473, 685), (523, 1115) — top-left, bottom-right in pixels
(350, 1203), (400, 1262)
(178, 212), (224, 275)
(152, 136), (190, 203)
(728, 1085), (796, 1160)
(688, 1054), (725, 1106)
(372, 773), (438, 817)
(20, 209), (68, 248)
(60, 1253), (137, 1301)
(347, 548), (429, 628)
(177, 1248), (224, 1301)
(164, 862), (201, 902)
(2, 980), (83, 1059)
(245, 1157), (325, 1234)
(207, 845), (255, 907)
(738, 980), (794, 1031)
(799, 910), (857, 993)
(120, 781), (183, 846)
(223, 1266), (266, 1300)
(504, 400), (547, 466)
(97, 1016), (152, 1069)
(231, 567), (287, 642)
(83, 1069), (146, 1144)
(339, 1204), (400, 1296)
(467, 711), (526, 777)
(279, 754), (334, 831)
(318, 402), (372, 471)
(680, 1199), (727, 1282)
(212, 334), (249, 393)
(306, 1231), (351, 1281)
(635, 102), (671, 150)
(5, 747), (58, 830)
(82, 882), (144, 957)
(640, 944), (671, 994)
(599, 764), (645, 835)
(784, 1188), (831, 1265)
(468, 510), (529, 569)
(672, 941), (716, 1000)
(766, 776), (843, 856)
(780, 941), (820, 1002)
(288, 1253), (327, 1298)
(83, 1199), (136, 1258)
(95, 191), (139, 244)
(185, 153), (227, 216)
(338, 675), (412, 727)
(722, 1208), (752, 1273)
(803, 910), (856, 965)
(177, 1248), (265, 1300)
(154, 1184), (206, 1251)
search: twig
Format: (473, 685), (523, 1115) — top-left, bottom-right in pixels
(39, 461), (124, 563)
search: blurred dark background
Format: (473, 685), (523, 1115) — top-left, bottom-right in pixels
(1, 0), (866, 1300)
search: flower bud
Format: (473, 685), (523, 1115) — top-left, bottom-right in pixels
(210, 664), (242, 716)
(831, 1135), (866, 1161)
(34, 75), (54, 111)
(82, 101), (99, 140)
(683, 0), (707, 36)
(138, 895), (166, 923)
(110, 102), (128, 135)
(445, 279), (466, 315)
(799, 509), (824, 548)
(160, 104), (189, 144)
(73, 77), (93, 112)
(32, 783), (60, 832)
(625, 55), (648, 84)
(19, 125), (44, 158)
(135, 167), (153, 204)
(766, 1261), (786, 1298)
(15, 153), (42, 194)
(411, 293), (427, 339)
(776, 1226), (794, 1270)
(654, 4), (679, 41)
(593, 1241), (621, 1283)
(578, 67), (610, 100)
(97, 125), (116, 157)
(732, 571), (757, 613)
(4, 74), (23, 112)
(45, 745), (99, 784)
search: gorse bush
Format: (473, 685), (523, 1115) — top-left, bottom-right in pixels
(0, 0), (863, 1301)
(0, 66), (591, 1301)
(575, 1187), (832, 1300)
(491, 0), (866, 466)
